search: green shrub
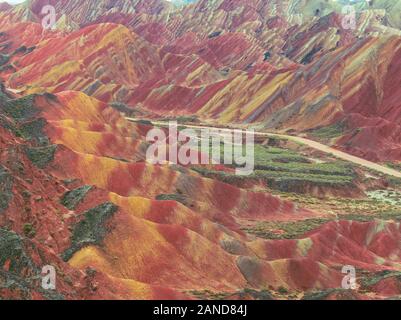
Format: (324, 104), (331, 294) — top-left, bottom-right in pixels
(23, 223), (36, 238)
(61, 203), (118, 262)
(61, 185), (93, 210)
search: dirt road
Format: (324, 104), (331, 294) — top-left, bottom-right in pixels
(126, 118), (401, 178)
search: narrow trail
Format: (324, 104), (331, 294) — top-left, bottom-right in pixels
(126, 118), (401, 178)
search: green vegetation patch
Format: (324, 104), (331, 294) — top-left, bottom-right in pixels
(0, 63), (15, 73)
(109, 102), (137, 117)
(61, 202), (119, 262)
(188, 289), (231, 300)
(302, 288), (356, 300)
(0, 165), (13, 214)
(0, 113), (17, 134)
(212, 144), (309, 165)
(0, 53), (10, 66)
(242, 288), (274, 300)
(387, 176), (401, 188)
(61, 185), (93, 210)
(386, 162), (401, 172)
(367, 190), (401, 207)
(309, 121), (348, 140)
(164, 115), (200, 124)
(0, 228), (64, 300)
(253, 145), (310, 164)
(255, 161), (354, 176)
(244, 209), (401, 241)
(156, 193), (190, 207)
(1, 95), (39, 121)
(243, 218), (330, 240)
(23, 223), (36, 239)
(255, 169), (354, 185)
(0, 228), (34, 275)
(12, 45), (35, 56)
(188, 288), (273, 300)
(193, 142), (356, 192)
(340, 211), (401, 222)
(1, 92), (53, 145)
(192, 164), (355, 192)
(360, 270), (401, 289)
(137, 119), (152, 126)
(19, 118), (49, 146)
(25, 145), (57, 168)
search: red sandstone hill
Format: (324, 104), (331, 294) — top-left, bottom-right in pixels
(2, 89), (401, 300)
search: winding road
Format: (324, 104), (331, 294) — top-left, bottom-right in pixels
(126, 118), (401, 178)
